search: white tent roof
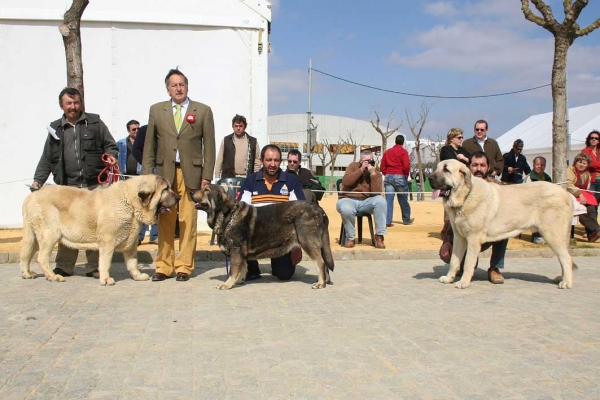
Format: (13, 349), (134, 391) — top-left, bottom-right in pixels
(497, 102), (600, 154)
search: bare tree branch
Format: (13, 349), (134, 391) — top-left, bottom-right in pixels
(370, 109), (403, 153)
(405, 103), (432, 202)
(576, 17), (600, 37)
(522, 0), (558, 32)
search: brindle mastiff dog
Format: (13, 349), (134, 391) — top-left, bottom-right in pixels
(192, 184), (335, 289)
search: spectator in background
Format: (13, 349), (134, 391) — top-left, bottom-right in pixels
(462, 119), (504, 178)
(523, 156), (551, 183)
(129, 124), (158, 245)
(523, 156), (552, 244)
(337, 150), (387, 249)
(117, 120), (141, 176)
(566, 152), (600, 243)
(440, 128), (470, 165)
(582, 130), (600, 204)
(501, 139), (531, 184)
(285, 149), (323, 203)
(381, 135), (413, 226)
(214, 114), (261, 179)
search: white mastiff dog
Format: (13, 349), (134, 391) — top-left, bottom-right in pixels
(430, 159), (576, 289)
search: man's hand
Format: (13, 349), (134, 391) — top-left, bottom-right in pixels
(29, 182), (41, 191)
(102, 154), (118, 166)
(201, 179), (211, 188)
(367, 165), (377, 175)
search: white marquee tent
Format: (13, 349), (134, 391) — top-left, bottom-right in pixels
(0, 0), (271, 227)
(497, 102), (600, 174)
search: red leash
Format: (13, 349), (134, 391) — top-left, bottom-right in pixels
(97, 153), (120, 185)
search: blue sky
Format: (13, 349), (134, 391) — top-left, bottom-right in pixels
(267, 0), (600, 140)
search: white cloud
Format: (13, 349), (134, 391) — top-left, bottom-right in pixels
(269, 69), (307, 104)
(424, 1), (459, 17)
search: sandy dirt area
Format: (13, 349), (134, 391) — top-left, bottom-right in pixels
(2, 194), (597, 253)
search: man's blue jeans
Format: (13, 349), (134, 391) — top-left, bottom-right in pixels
(384, 174), (411, 224)
(138, 224), (158, 242)
(336, 196), (387, 240)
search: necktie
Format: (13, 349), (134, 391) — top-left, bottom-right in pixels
(174, 104), (182, 131)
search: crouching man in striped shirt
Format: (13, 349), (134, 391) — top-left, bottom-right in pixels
(239, 144), (306, 281)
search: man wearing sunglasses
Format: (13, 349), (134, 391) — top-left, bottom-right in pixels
(285, 149), (323, 203)
(501, 139), (531, 184)
(462, 120), (504, 179)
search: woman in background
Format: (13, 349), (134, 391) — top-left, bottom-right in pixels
(440, 128), (470, 165)
(567, 152), (600, 242)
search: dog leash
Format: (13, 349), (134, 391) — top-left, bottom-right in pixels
(97, 153), (120, 185)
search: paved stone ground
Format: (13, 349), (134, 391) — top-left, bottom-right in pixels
(1, 257), (599, 399)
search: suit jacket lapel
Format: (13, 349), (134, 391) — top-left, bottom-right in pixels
(163, 102), (177, 134)
(178, 101), (196, 136)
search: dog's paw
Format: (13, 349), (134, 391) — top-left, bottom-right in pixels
(439, 275), (455, 284)
(454, 280), (471, 289)
(558, 280), (573, 289)
(215, 283), (233, 290)
(312, 282), (327, 289)
(21, 271), (37, 279)
(134, 273), (150, 281)
(100, 277), (116, 286)
(46, 274), (65, 282)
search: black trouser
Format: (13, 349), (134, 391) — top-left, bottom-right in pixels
(247, 253), (296, 280)
(580, 204), (600, 236)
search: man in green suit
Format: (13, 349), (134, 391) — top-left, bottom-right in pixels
(142, 69), (215, 282)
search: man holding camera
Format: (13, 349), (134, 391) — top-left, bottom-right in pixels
(336, 150), (387, 249)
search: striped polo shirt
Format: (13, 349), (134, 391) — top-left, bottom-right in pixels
(240, 169), (306, 207)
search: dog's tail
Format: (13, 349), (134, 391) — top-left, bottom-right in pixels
(321, 213), (335, 272)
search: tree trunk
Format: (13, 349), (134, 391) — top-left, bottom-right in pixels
(381, 137), (387, 154)
(551, 35), (570, 184)
(60, 0), (89, 104)
(415, 142), (425, 201)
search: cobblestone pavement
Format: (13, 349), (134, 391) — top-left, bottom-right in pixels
(1, 257), (599, 399)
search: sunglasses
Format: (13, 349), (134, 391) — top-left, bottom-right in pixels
(590, 137), (600, 141)
(287, 160), (299, 164)
(131, 128), (139, 131)
(454, 136), (464, 139)
(475, 128), (486, 132)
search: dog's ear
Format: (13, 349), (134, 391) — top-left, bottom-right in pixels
(459, 163), (472, 189)
(138, 183), (155, 207)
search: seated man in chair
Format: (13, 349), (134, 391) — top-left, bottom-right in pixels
(336, 150), (387, 249)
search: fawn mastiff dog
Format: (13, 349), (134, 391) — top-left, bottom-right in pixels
(192, 184), (335, 289)
(20, 175), (178, 285)
(430, 159), (575, 289)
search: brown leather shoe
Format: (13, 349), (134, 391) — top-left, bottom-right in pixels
(176, 272), (190, 281)
(487, 267), (504, 284)
(344, 239), (355, 248)
(386, 223), (394, 227)
(375, 235), (385, 249)
(152, 272), (172, 282)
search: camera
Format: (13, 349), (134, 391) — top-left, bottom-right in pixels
(368, 159), (375, 166)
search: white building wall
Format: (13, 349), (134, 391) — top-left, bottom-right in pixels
(0, 0), (270, 227)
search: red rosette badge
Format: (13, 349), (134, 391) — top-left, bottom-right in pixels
(185, 114), (196, 124)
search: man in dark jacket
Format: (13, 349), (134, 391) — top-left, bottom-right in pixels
(462, 119), (504, 178)
(501, 139), (531, 184)
(214, 114), (261, 178)
(30, 87), (118, 278)
(285, 149), (322, 203)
